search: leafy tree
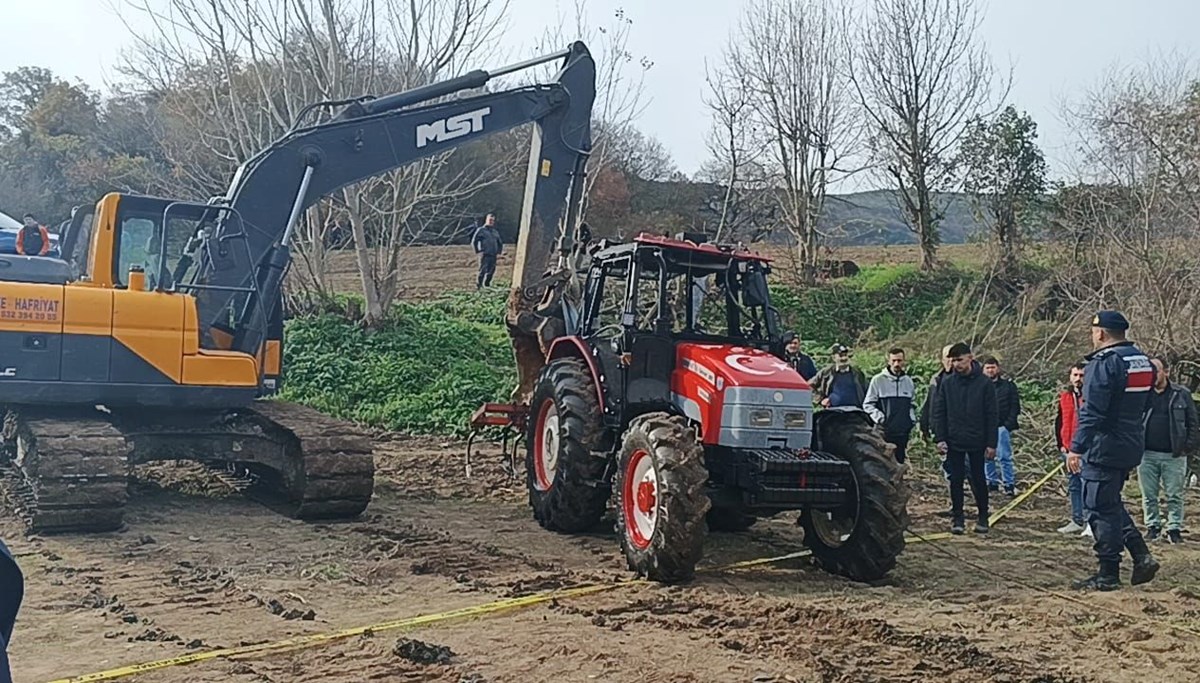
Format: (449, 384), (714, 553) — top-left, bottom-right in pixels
(958, 105), (1048, 274)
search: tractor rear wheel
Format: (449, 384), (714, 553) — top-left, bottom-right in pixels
(800, 410), (909, 582)
(525, 358), (609, 533)
(614, 412), (710, 583)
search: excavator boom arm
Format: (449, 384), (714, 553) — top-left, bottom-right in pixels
(192, 42), (594, 359)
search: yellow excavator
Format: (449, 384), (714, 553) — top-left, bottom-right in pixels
(0, 42), (596, 533)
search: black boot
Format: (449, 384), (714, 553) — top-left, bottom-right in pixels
(1127, 537), (1160, 586)
(1072, 561), (1121, 591)
(1131, 553), (1160, 586)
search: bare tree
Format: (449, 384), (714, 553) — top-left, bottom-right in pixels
(713, 0), (860, 280)
(116, 0), (510, 323)
(701, 59), (763, 242)
(530, 2), (653, 225)
(846, 0), (1007, 270)
(1052, 54), (1200, 362)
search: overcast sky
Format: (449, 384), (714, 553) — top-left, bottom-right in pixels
(5, 0), (1198, 191)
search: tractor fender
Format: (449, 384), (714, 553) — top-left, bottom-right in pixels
(546, 336), (606, 409)
(811, 407), (877, 443)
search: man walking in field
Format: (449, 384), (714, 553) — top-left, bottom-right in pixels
(932, 342), (998, 535)
(1137, 356), (1198, 544)
(1066, 310), (1159, 591)
(471, 213), (503, 289)
(1055, 362), (1087, 534)
(981, 356), (1021, 496)
(811, 344), (867, 408)
(864, 347), (916, 464)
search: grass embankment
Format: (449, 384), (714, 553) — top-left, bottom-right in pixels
(280, 264), (1070, 479)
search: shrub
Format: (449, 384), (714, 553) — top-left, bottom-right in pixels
(279, 294), (515, 436)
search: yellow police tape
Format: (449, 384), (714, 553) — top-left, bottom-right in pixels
(44, 460), (1068, 683)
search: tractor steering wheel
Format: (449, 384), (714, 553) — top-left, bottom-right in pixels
(593, 323), (624, 341)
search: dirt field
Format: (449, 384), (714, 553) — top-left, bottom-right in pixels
(7, 437), (1200, 683)
(316, 243), (987, 300)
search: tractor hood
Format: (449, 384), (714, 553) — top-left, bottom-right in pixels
(671, 342), (814, 448)
(676, 343), (810, 390)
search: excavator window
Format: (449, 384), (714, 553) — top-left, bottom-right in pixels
(112, 212), (206, 290)
(66, 209), (95, 279)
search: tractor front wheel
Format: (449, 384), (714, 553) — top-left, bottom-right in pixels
(525, 358), (609, 533)
(800, 410), (909, 582)
(614, 412), (710, 583)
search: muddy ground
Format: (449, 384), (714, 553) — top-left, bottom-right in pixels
(6, 436), (1200, 683)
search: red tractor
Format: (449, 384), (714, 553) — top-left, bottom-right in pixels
(501, 232), (910, 583)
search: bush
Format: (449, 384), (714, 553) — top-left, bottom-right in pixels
(279, 293), (515, 436)
(771, 265), (967, 352)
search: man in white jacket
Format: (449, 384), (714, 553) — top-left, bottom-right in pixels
(864, 347), (917, 464)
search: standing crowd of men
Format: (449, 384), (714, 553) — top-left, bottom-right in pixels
(784, 309), (1197, 591)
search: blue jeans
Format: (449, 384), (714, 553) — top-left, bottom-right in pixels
(985, 426), (1015, 487)
(1062, 452), (1083, 525)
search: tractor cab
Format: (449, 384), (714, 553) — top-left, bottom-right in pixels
(575, 232), (810, 449)
(580, 232), (784, 352)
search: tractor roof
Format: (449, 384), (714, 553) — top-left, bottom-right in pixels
(591, 232), (772, 272)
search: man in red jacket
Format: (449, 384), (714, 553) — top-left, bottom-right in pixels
(1055, 362), (1086, 534)
(15, 213), (51, 256)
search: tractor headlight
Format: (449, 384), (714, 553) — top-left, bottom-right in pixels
(749, 409), (773, 426)
(784, 411), (808, 428)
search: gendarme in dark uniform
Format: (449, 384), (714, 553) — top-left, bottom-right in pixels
(1067, 310), (1160, 590)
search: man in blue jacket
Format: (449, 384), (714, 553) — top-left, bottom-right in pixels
(0, 538), (22, 683)
(1067, 310), (1160, 590)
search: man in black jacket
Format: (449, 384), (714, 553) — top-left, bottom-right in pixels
(1137, 356), (1198, 544)
(0, 538), (22, 683)
(982, 356), (1021, 496)
(932, 342), (999, 535)
(471, 213), (503, 289)
(781, 331), (817, 381)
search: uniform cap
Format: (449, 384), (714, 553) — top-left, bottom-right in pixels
(830, 343), (850, 354)
(1092, 310), (1129, 331)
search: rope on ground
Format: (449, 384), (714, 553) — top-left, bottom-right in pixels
(43, 582), (645, 683)
(39, 459), (1069, 683)
(907, 526), (1200, 640)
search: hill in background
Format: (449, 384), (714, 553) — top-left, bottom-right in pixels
(623, 179), (987, 247)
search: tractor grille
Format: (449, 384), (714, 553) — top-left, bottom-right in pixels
(706, 447), (852, 510)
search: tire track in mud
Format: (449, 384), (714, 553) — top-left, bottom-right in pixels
(340, 518), (629, 598)
(552, 592), (1095, 683)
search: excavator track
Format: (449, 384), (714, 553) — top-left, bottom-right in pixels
(239, 400), (375, 519)
(1, 407), (130, 534)
(112, 400), (375, 522)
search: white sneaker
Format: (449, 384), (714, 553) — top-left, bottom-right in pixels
(1081, 524), (1094, 538)
(1058, 521), (1084, 534)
